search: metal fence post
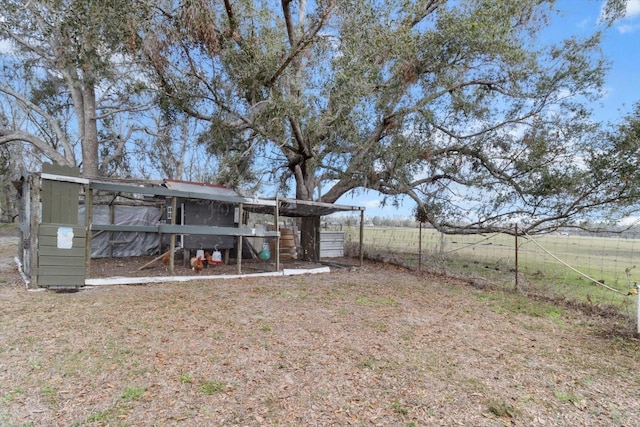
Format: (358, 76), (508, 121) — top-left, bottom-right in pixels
(515, 223), (519, 291)
(418, 222), (422, 274)
(636, 286), (640, 336)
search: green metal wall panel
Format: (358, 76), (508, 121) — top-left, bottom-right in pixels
(41, 164), (81, 225)
(37, 223), (86, 289)
(37, 164), (86, 289)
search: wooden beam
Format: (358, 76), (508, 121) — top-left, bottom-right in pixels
(275, 198), (280, 271)
(85, 186), (93, 277)
(138, 249), (175, 271)
(169, 196), (177, 274)
(359, 209), (364, 267)
(237, 203), (243, 275)
(89, 223), (280, 237)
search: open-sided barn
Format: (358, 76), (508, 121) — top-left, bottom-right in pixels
(16, 164), (365, 289)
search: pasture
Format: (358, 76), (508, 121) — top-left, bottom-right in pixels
(346, 226), (640, 310)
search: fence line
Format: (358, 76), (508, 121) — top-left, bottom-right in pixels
(341, 225), (639, 330)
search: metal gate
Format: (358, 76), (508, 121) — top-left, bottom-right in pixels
(35, 163), (88, 289)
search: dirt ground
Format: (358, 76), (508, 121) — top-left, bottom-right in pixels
(87, 253), (355, 280)
(1, 225), (640, 426)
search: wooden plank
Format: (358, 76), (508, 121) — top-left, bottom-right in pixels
(42, 163), (81, 177)
(160, 224), (280, 237)
(41, 179), (80, 225)
(38, 255), (86, 266)
(28, 174), (39, 287)
(85, 187), (93, 277)
(38, 224), (85, 236)
(37, 220), (87, 288)
(138, 249), (173, 271)
(38, 234), (86, 245)
(84, 267), (329, 286)
(38, 242), (86, 254)
(41, 178), (53, 223)
(91, 224), (158, 233)
(37, 275), (84, 287)
(89, 223), (281, 238)
(35, 266), (85, 276)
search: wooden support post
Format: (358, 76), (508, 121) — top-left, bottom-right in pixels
(237, 203), (243, 275)
(636, 289), (640, 337)
(85, 186), (93, 278)
(169, 197), (177, 274)
(109, 202), (115, 258)
(275, 198), (280, 272)
(359, 209), (364, 267)
(29, 174), (40, 288)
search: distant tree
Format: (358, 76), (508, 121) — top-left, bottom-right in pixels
(144, 0), (633, 258)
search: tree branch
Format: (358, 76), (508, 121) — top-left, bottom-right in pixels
(0, 129), (72, 166)
(0, 85), (75, 164)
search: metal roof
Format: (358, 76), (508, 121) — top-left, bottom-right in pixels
(163, 179), (238, 197)
(246, 198), (364, 217)
(88, 179), (363, 217)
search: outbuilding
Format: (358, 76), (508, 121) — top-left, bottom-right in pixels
(16, 164), (365, 289)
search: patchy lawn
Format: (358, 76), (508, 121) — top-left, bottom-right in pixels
(1, 232), (639, 426)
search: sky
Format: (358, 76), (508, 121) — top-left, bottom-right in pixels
(338, 0), (640, 220)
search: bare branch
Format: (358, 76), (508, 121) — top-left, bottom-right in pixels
(0, 85), (75, 163)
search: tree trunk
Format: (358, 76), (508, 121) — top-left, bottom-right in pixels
(299, 216), (320, 262)
(81, 84), (100, 178)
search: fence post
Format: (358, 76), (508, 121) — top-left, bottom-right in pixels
(636, 286), (640, 336)
(418, 222), (422, 274)
(514, 223), (519, 291)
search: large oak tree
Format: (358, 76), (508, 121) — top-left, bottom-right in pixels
(144, 0), (635, 259)
(2, 0), (636, 261)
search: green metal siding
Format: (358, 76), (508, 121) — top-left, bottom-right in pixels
(37, 164), (86, 289)
(41, 164), (80, 225)
(37, 224), (86, 289)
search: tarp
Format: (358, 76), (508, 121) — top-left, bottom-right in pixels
(79, 205), (161, 258)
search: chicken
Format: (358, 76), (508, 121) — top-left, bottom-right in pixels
(190, 256), (204, 274)
(204, 251), (213, 266)
(162, 251), (171, 267)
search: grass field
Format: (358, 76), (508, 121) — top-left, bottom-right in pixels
(344, 226), (640, 311)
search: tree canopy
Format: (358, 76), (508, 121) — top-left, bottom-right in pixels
(140, 0), (636, 234)
(1, 0), (638, 238)
(0, 0), (156, 178)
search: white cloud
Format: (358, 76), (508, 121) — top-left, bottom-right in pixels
(618, 22), (640, 32)
(614, 0), (640, 33)
(364, 199), (382, 209)
(626, 0), (640, 18)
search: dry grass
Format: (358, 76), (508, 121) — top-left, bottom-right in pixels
(1, 234), (640, 426)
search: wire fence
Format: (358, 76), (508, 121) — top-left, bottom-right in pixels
(340, 225), (640, 332)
